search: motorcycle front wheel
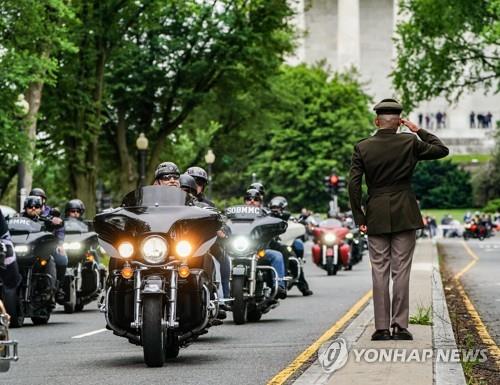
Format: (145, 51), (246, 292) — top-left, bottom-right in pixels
(142, 295), (165, 367)
(231, 276), (247, 325)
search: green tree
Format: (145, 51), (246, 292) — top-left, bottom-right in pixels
(250, 65), (373, 212)
(472, 128), (500, 205)
(412, 160), (473, 208)
(393, 0), (499, 110)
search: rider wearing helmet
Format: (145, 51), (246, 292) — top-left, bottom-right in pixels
(269, 196), (313, 296)
(186, 166), (214, 206)
(249, 182), (265, 201)
(179, 174), (198, 197)
(153, 162), (181, 187)
(65, 199), (85, 219)
(244, 189), (287, 299)
(28, 188), (67, 301)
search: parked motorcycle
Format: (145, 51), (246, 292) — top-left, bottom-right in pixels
(463, 221), (490, 241)
(7, 217), (58, 327)
(311, 219), (352, 275)
(0, 244), (18, 371)
(63, 218), (106, 313)
(224, 205), (287, 324)
(94, 186), (222, 367)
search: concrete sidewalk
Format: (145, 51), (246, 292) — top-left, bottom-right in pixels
(293, 239), (466, 385)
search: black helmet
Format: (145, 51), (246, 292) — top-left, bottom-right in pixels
(179, 174), (197, 195)
(244, 188), (262, 203)
(269, 196), (288, 211)
(23, 195), (43, 209)
(186, 166), (208, 185)
(65, 199), (85, 215)
(249, 182), (265, 197)
(154, 162), (180, 180)
(30, 187), (47, 201)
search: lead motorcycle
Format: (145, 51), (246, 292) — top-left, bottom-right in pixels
(63, 218), (107, 313)
(0, 243), (18, 372)
(224, 205), (287, 324)
(94, 186), (222, 367)
(7, 217), (58, 327)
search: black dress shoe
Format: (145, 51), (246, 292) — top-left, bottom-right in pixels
(371, 329), (392, 341)
(392, 326), (413, 340)
(301, 289), (313, 296)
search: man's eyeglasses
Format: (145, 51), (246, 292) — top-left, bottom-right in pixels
(27, 205), (42, 209)
(160, 174), (180, 181)
(245, 197), (261, 203)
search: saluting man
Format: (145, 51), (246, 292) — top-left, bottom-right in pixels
(348, 99), (449, 341)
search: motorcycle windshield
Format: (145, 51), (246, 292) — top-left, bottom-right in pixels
(64, 218), (89, 234)
(319, 219), (343, 229)
(7, 217), (43, 234)
(121, 186), (189, 207)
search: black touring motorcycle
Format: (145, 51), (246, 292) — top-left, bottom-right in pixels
(62, 218), (106, 313)
(224, 205), (287, 325)
(6, 217), (59, 327)
(94, 186), (223, 367)
(0, 243), (18, 372)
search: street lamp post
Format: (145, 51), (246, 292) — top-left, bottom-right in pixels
(204, 149), (216, 199)
(136, 133), (149, 187)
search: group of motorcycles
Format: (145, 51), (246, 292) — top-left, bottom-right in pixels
(1, 185), (367, 369)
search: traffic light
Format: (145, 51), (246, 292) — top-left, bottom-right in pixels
(324, 173), (346, 194)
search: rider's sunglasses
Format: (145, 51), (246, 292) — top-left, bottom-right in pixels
(193, 177), (206, 186)
(27, 204), (42, 209)
(68, 209), (81, 214)
(160, 174), (180, 181)
(245, 197), (261, 203)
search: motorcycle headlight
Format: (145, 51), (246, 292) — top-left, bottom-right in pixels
(324, 233), (336, 244)
(345, 233), (353, 240)
(176, 240), (192, 258)
(141, 236), (168, 264)
(14, 244), (29, 255)
(232, 236), (250, 253)
(118, 241), (134, 258)
(63, 241), (82, 251)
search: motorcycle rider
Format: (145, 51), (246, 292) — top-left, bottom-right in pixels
(29, 187), (68, 300)
(244, 188), (287, 299)
(179, 174), (198, 197)
(65, 199), (85, 219)
(153, 162), (181, 188)
(186, 166), (215, 206)
(268, 196), (313, 296)
(20, 196), (60, 297)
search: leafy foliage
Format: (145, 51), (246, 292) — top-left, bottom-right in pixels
(412, 160), (473, 208)
(393, 0), (499, 110)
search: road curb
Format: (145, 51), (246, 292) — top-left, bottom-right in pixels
(431, 241), (467, 385)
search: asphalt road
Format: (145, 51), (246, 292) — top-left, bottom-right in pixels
(438, 235), (500, 346)
(2, 242), (372, 385)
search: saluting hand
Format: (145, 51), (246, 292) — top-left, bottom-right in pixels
(400, 118), (420, 133)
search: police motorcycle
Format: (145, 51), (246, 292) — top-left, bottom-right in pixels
(0, 243), (18, 372)
(7, 216), (58, 326)
(63, 218), (106, 313)
(94, 186), (223, 367)
(224, 205), (288, 324)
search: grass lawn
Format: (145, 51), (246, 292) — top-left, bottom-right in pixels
(448, 153), (492, 164)
(420, 208), (478, 222)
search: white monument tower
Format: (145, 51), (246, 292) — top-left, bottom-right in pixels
(288, 0), (498, 154)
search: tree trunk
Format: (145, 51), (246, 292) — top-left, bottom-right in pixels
(115, 107), (138, 195)
(16, 81), (44, 210)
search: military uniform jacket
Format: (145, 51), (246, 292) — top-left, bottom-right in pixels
(348, 128), (449, 235)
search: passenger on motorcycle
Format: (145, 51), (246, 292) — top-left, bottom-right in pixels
(65, 199), (85, 219)
(268, 196), (313, 296)
(244, 189), (287, 299)
(186, 166), (215, 207)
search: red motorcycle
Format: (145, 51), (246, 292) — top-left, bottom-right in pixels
(311, 219), (352, 275)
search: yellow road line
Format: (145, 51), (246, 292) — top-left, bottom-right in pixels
(453, 241), (479, 280)
(453, 241), (500, 368)
(455, 280), (500, 369)
(266, 289), (373, 385)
